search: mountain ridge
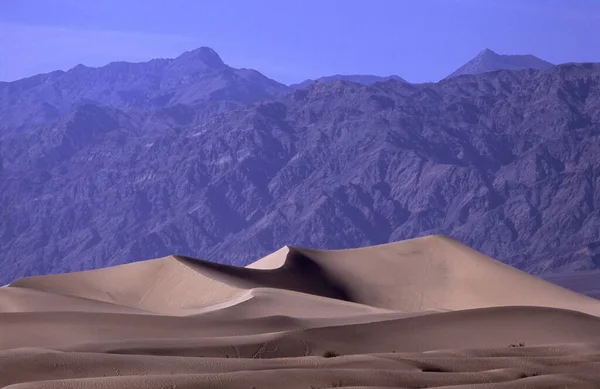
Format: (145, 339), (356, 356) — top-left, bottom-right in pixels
(447, 48), (555, 78)
(290, 74), (407, 89)
(0, 47), (288, 138)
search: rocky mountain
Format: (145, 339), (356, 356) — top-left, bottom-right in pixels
(290, 74), (407, 89)
(1, 51), (600, 285)
(447, 48), (554, 78)
(0, 47), (288, 138)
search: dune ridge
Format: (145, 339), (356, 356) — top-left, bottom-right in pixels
(2, 235), (600, 388)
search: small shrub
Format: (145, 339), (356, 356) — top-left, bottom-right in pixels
(310, 381), (345, 389)
(518, 371), (540, 379)
(421, 366), (445, 373)
(322, 350), (340, 358)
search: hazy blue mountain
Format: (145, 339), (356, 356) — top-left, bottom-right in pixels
(290, 74), (407, 89)
(447, 48), (554, 78)
(2, 50), (600, 286)
(0, 47), (289, 137)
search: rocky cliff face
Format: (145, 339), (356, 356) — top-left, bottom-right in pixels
(1, 57), (599, 284)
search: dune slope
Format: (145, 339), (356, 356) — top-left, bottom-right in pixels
(2, 235), (600, 388)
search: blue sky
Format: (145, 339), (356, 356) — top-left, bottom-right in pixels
(0, 0), (598, 84)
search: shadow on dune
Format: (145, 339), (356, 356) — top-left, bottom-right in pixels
(174, 247), (354, 303)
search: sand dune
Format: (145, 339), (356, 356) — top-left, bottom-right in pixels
(2, 235), (600, 388)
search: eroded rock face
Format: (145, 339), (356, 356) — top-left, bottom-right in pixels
(1, 61), (600, 284)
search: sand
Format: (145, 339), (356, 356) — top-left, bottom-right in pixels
(2, 235), (600, 388)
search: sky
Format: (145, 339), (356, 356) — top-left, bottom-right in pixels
(0, 0), (598, 84)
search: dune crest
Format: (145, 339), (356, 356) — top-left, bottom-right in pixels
(9, 235), (600, 316)
(248, 235), (600, 315)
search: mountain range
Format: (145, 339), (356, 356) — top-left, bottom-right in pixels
(1, 47), (598, 286)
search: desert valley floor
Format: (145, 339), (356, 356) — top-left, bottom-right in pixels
(1, 235), (600, 388)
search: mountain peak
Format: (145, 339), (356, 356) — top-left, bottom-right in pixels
(71, 64), (89, 71)
(478, 48), (497, 56)
(447, 49), (554, 79)
(175, 47), (225, 69)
